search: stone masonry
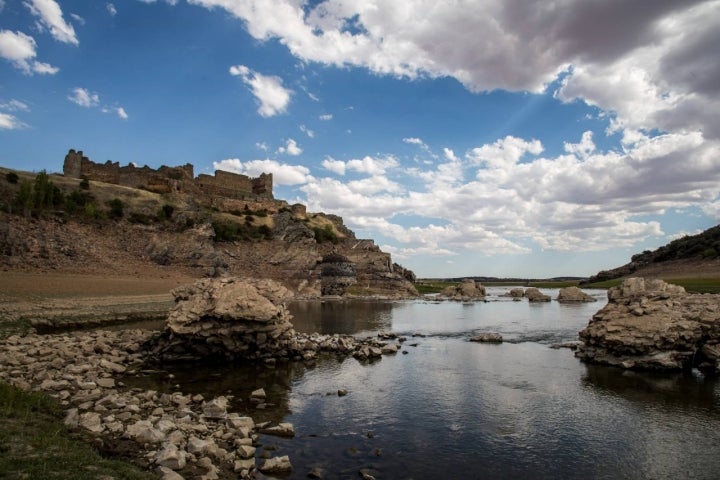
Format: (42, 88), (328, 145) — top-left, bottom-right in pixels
(63, 149), (273, 200)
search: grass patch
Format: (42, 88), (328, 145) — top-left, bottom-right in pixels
(0, 381), (155, 480)
(0, 318), (34, 340)
(582, 277), (720, 294)
(415, 281), (454, 294)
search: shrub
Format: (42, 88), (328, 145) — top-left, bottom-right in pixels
(158, 204), (174, 220)
(79, 176), (90, 190)
(107, 198), (124, 219)
(314, 225), (338, 244)
(5, 171), (19, 184)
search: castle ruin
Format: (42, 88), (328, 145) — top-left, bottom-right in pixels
(63, 149), (273, 201)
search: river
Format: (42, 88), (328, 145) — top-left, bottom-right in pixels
(134, 287), (720, 479)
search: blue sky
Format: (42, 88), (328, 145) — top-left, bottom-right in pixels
(1, 0), (719, 278)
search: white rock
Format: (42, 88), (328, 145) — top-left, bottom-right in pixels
(79, 412), (103, 433)
(260, 455), (292, 474)
(203, 397), (228, 419)
(156, 443), (187, 470)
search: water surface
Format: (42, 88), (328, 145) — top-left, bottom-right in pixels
(133, 288), (720, 479)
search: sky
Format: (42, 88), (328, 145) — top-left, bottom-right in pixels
(1, 0), (719, 279)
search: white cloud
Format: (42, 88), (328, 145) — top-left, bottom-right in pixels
(277, 138), (302, 156)
(298, 129), (720, 258)
(24, 0), (78, 45)
(0, 112), (27, 130)
(229, 64), (292, 117)
(299, 124), (314, 138)
(0, 99), (30, 112)
(107, 3), (117, 16)
(256, 142), (268, 151)
(70, 13), (85, 25)
(116, 107), (128, 120)
(319, 114), (333, 121)
(0, 30), (58, 75)
(467, 135), (543, 169)
(403, 137), (424, 145)
(322, 157), (346, 175)
(213, 158), (312, 186)
(187, 0), (720, 147)
(68, 87), (99, 107)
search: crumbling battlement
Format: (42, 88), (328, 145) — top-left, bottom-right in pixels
(63, 149), (273, 200)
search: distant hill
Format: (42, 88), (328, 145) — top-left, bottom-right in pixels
(583, 225), (720, 284)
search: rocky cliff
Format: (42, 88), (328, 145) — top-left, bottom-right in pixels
(0, 167), (417, 298)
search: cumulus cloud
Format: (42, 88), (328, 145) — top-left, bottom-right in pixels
(0, 99), (30, 112)
(107, 3), (117, 16)
(277, 138), (302, 156)
(24, 0), (78, 45)
(299, 129), (720, 257)
(229, 64), (292, 117)
(68, 87), (99, 107)
(187, 0), (720, 145)
(0, 30), (58, 74)
(319, 114), (333, 121)
(213, 158), (311, 186)
(116, 107), (128, 119)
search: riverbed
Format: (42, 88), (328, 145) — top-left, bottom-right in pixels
(132, 288), (720, 479)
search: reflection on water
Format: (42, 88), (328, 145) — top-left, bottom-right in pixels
(131, 290), (720, 479)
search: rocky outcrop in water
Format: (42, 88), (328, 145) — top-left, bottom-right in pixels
(556, 286), (597, 303)
(575, 278), (720, 371)
(146, 277), (408, 362)
(525, 287), (551, 302)
(438, 279), (486, 300)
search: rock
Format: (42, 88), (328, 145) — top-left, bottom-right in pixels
(63, 408), (79, 428)
(260, 455), (292, 474)
(79, 412), (104, 433)
(506, 288), (525, 298)
(308, 466), (325, 479)
(556, 286), (597, 303)
(156, 443), (187, 470)
(147, 277), (296, 361)
(187, 436), (213, 455)
(320, 252), (357, 296)
(576, 277), (720, 371)
(250, 388), (266, 400)
(438, 279), (485, 300)
(203, 396), (229, 420)
(380, 343), (399, 354)
(470, 333), (503, 343)
(261, 422), (295, 438)
(156, 466), (186, 480)
(525, 287), (551, 302)
(236, 444), (256, 459)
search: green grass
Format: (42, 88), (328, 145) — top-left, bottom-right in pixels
(582, 277), (720, 294)
(0, 381), (155, 480)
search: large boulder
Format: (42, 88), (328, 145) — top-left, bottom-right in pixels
(438, 279), (486, 300)
(147, 277), (297, 361)
(525, 287), (551, 302)
(575, 278), (720, 371)
(556, 286), (597, 303)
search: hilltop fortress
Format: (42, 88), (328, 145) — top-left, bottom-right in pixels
(63, 149), (274, 202)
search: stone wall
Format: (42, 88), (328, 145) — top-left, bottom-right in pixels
(63, 148), (272, 200)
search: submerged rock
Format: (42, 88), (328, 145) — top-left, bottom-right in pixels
(575, 277), (720, 371)
(470, 333), (503, 343)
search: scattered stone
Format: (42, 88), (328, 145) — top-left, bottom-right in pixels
(260, 455), (292, 474)
(260, 422), (295, 438)
(156, 443), (187, 470)
(470, 333), (503, 343)
(203, 396), (229, 419)
(337, 389), (348, 397)
(79, 412), (104, 433)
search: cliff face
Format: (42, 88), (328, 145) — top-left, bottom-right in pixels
(0, 171), (418, 298)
